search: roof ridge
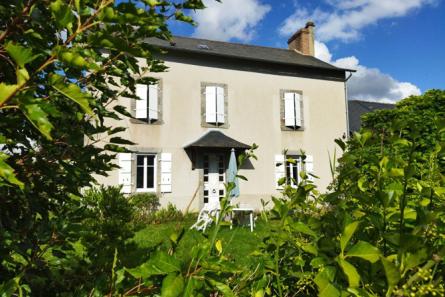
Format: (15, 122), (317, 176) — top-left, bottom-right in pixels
(172, 35), (296, 54)
(351, 99), (395, 106)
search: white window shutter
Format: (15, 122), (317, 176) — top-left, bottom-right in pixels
(216, 86), (225, 124)
(148, 84), (159, 121)
(305, 155), (314, 181)
(118, 153), (132, 194)
(205, 86), (217, 123)
(135, 84), (148, 119)
(294, 93), (302, 127)
(275, 154), (285, 189)
(284, 92), (295, 127)
(160, 153), (172, 193)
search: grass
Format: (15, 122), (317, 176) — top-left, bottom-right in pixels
(127, 216), (274, 268)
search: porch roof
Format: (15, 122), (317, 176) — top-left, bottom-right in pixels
(184, 131), (251, 151)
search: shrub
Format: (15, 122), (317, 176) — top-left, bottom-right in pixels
(129, 192), (160, 224)
(81, 185), (134, 239)
(149, 203), (184, 224)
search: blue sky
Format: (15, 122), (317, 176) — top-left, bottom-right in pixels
(168, 0), (445, 103)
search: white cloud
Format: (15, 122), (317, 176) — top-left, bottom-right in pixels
(192, 0), (271, 42)
(280, 0), (435, 42)
(315, 41), (421, 103)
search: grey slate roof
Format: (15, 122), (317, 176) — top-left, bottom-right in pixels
(184, 131), (250, 151)
(147, 36), (350, 73)
(348, 100), (395, 132)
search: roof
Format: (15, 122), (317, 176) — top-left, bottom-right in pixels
(147, 36), (352, 73)
(184, 130), (251, 151)
(348, 100), (395, 132)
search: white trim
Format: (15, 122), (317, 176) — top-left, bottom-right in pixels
(135, 154), (157, 192)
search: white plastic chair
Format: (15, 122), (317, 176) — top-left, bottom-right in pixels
(190, 200), (221, 232)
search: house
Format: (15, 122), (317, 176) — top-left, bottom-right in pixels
(96, 22), (353, 211)
(348, 100), (395, 133)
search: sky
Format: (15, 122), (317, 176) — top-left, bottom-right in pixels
(168, 0), (445, 103)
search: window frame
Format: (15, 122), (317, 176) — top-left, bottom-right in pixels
(135, 154), (157, 192)
(201, 82), (229, 128)
(130, 79), (163, 125)
(280, 89), (304, 131)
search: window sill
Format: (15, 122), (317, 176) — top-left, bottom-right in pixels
(281, 126), (304, 131)
(130, 118), (163, 125)
(136, 188), (156, 193)
(201, 122), (229, 129)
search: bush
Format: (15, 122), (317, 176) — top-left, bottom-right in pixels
(81, 185), (134, 236)
(148, 203), (184, 224)
(129, 192), (160, 224)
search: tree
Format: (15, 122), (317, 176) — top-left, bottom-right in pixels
(255, 91), (445, 296)
(0, 0), (208, 294)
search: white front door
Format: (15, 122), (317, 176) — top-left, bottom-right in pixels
(203, 154), (225, 206)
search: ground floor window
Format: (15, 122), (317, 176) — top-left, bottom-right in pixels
(286, 155), (300, 187)
(136, 154), (156, 191)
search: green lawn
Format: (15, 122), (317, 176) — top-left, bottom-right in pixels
(126, 217), (274, 268)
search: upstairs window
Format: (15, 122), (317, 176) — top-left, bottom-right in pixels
(201, 83), (228, 128)
(135, 83), (160, 123)
(205, 86), (225, 125)
(282, 91), (303, 130)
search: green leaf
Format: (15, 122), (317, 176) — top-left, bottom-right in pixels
(0, 153), (24, 189)
(315, 268), (340, 297)
(51, 75), (94, 115)
(126, 252), (180, 278)
(293, 222), (317, 237)
(5, 42), (39, 68)
(207, 279), (235, 297)
(335, 138), (346, 151)
(381, 257), (400, 286)
(389, 168), (404, 177)
(404, 248), (428, 272)
(346, 241), (381, 263)
(301, 243), (318, 256)
(109, 137), (135, 145)
(20, 101), (54, 140)
(16, 68), (30, 86)
(337, 258), (360, 288)
(108, 127), (127, 135)
(310, 257), (327, 268)
(161, 273), (184, 297)
(0, 83), (18, 105)
(340, 221), (360, 255)
(236, 174), (248, 181)
(277, 176), (286, 186)
(50, 0), (75, 31)
(357, 176), (366, 192)
(113, 105), (132, 117)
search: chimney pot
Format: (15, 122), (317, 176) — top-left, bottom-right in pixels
(287, 21), (315, 56)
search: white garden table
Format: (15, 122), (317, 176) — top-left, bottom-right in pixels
(230, 207), (255, 232)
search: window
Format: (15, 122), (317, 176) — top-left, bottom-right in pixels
(136, 154), (156, 191)
(275, 154), (313, 189)
(134, 83), (161, 123)
(285, 155), (300, 187)
(201, 83), (228, 128)
(281, 90), (303, 130)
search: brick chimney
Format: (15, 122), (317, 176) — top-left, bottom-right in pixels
(287, 21), (315, 56)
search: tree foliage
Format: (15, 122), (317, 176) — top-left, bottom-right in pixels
(253, 91), (445, 296)
(0, 0), (209, 294)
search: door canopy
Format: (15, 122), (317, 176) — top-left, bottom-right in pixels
(184, 130), (251, 152)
